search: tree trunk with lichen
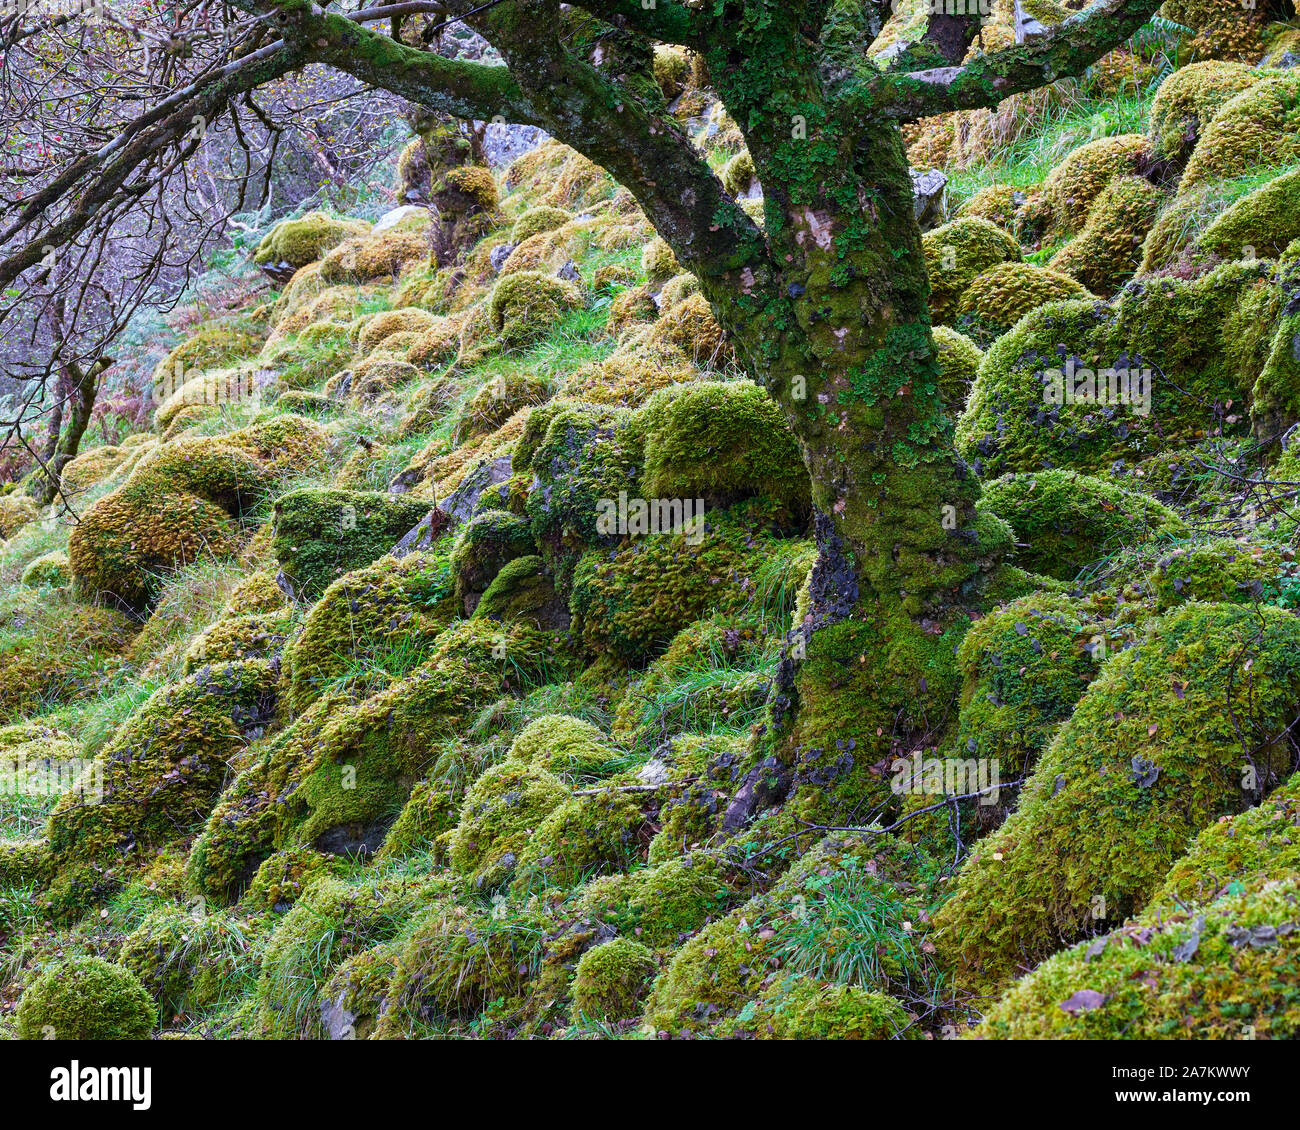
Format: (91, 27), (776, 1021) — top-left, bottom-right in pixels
(702, 122), (1006, 829)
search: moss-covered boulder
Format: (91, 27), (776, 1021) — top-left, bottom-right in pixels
(1049, 176), (1164, 296)
(283, 550), (456, 713)
(486, 271), (583, 351)
(507, 714), (617, 779)
(191, 623), (558, 901)
(572, 937), (658, 1022)
(43, 661), (277, 918)
(20, 550), (70, 587)
(645, 833), (940, 1036)
(975, 874), (1300, 1038)
(572, 855), (731, 946)
(448, 760), (571, 889)
(933, 325), (984, 407)
(955, 261), (1093, 343)
(1147, 60), (1262, 163)
(1195, 168), (1300, 264)
(452, 372), (551, 446)
(254, 211), (371, 272)
(978, 470), (1186, 580)
(747, 974), (913, 1039)
(953, 592), (1098, 798)
(921, 217), (1022, 324)
(511, 206), (573, 245)
(933, 602), (1300, 995)
(271, 489), (430, 601)
(956, 260), (1283, 477)
(1043, 134), (1152, 233)
(1181, 71), (1300, 188)
(70, 419), (326, 612)
(637, 381), (809, 514)
(570, 501), (792, 665)
(511, 787), (646, 895)
(449, 510), (536, 613)
(16, 956), (156, 1040)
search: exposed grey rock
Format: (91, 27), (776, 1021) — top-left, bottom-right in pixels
(911, 167), (948, 231)
(321, 997), (358, 1041)
(483, 121), (548, 168)
(490, 242), (518, 273)
(439, 455), (515, 524)
(372, 204), (429, 234)
(390, 455), (515, 556)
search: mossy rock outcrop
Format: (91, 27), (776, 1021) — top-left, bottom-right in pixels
(933, 602), (1300, 996)
(283, 550), (457, 713)
(42, 661), (277, 920)
(978, 470), (1186, 580)
(271, 489), (431, 601)
(956, 260), (1286, 478)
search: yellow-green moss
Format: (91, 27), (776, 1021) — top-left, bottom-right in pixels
(282, 549), (456, 713)
(955, 260), (1094, 343)
(933, 601), (1300, 996)
(978, 470), (1186, 580)
(448, 760), (571, 889)
(956, 259), (1278, 477)
(486, 271), (583, 351)
(20, 549), (69, 587)
(511, 206), (573, 245)
(922, 216), (1022, 324)
(572, 937), (657, 1022)
(1044, 134), (1153, 234)
(16, 956), (156, 1040)
(254, 211), (370, 270)
(270, 488), (431, 600)
(637, 380), (809, 512)
(1181, 71), (1300, 188)
(1049, 175), (1165, 296)
(1149, 60), (1262, 163)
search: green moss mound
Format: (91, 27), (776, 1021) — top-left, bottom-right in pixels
(17, 956), (156, 1040)
(271, 489), (430, 601)
(1147, 60), (1261, 163)
(1043, 134), (1152, 234)
(637, 381), (809, 513)
(921, 217), (1022, 324)
(283, 550), (456, 713)
(448, 760), (571, 889)
(975, 877), (1300, 1039)
(1049, 176), (1164, 297)
(956, 260), (1282, 477)
(1196, 167), (1300, 263)
(254, 211), (370, 270)
(933, 602), (1300, 995)
(1180, 71), (1300, 189)
(955, 261), (1093, 342)
(978, 470), (1186, 580)
(572, 936), (658, 1022)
